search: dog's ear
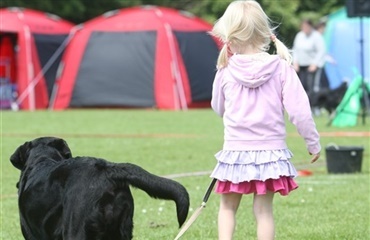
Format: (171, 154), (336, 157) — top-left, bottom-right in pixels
(10, 141), (31, 170)
(50, 139), (72, 159)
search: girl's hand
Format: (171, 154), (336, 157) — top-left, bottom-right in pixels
(309, 152), (320, 163)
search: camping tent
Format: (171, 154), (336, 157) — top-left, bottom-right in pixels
(0, 7), (74, 110)
(51, 6), (220, 110)
(324, 8), (370, 89)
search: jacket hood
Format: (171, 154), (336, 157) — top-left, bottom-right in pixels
(227, 53), (281, 88)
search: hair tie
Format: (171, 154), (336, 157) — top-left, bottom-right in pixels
(270, 34), (276, 43)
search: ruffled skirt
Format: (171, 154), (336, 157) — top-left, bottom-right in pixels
(210, 150), (298, 196)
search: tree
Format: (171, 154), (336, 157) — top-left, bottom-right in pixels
(1, 0), (344, 46)
(260, 0), (300, 46)
(0, 0), (122, 23)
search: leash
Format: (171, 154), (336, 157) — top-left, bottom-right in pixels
(174, 178), (217, 240)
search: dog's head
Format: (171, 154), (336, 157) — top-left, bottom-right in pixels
(10, 137), (72, 170)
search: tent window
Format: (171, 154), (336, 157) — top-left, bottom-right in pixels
(33, 34), (69, 99)
(173, 31), (218, 102)
(71, 31), (156, 108)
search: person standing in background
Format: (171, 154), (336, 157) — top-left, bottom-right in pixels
(315, 21), (330, 90)
(293, 19), (326, 96)
(315, 20), (326, 34)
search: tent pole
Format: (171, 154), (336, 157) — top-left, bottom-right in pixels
(16, 11), (35, 110)
(156, 8), (188, 110)
(25, 26), (35, 110)
(166, 25), (188, 111)
(48, 26), (82, 110)
(359, 17), (370, 125)
(172, 74), (180, 110)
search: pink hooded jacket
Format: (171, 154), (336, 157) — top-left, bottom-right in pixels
(211, 53), (321, 154)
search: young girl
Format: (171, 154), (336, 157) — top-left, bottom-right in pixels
(209, 1), (321, 240)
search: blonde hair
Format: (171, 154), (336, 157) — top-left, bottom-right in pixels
(210, 0), (292, 68)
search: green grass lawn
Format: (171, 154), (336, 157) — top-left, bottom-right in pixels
(1, 109), (369, 239)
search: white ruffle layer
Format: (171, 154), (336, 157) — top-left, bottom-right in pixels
(210, 149), (298, 183)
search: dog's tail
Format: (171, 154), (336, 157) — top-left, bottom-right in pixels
(111, 163), (189, 227)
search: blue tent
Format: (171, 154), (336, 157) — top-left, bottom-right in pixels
(324, 8), (370, 89)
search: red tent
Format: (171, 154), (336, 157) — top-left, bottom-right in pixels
(51, 6), (220, 110)
(0, 7), (74, 110)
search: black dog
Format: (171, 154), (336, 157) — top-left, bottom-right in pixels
(310, 82), (348, 114)
(10, 137), (189, 240)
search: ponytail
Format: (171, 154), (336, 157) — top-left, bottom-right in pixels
(272, 36), (293, 65)
(216, 43), (230, 69)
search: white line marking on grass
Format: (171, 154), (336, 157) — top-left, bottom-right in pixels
(0, 194), (17, 199)
(2, 133), (199, 139)
(289, 131), (370, 137)
(296, 180), (348, 185)
(162, 170), (212, 179)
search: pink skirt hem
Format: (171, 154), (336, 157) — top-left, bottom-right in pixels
(215, 176), (298, 196)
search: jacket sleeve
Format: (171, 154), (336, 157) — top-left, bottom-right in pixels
(211, 70), (225, 117)
(281, 63), (321, 154)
